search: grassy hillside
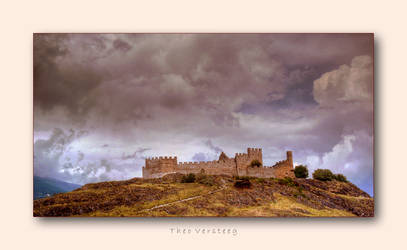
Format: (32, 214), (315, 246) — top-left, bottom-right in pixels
(33, 174), (373, 217)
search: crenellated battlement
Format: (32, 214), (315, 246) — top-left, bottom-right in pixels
(178, 160), (218, 165)
(142, 148), (294, 179)
(235, 152), (247, 157)
(146, 156), (177, 161)
(247, 148), (262, 153)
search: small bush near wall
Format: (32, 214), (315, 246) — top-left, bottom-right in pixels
(196, 173), (216, 186)
(294, 165), (309, 178)
(234, 178), (252, 188)
(333, 173), (348, 182)
(181, 173), (196, 183)
(312, 169), (334, 181)
(249, 159), (262, 167)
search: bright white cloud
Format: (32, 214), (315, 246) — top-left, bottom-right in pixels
(313, 55), (373, 107)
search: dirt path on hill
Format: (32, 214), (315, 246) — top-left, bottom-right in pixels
(139, 184), (227, 213)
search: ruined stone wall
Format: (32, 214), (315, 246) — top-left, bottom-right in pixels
(141, 148), (294, 179)
(235, 153), (249, 176)
(286, 151), (293, 169)
(143, 156), (177, 179)
(246, 166), (264, 177)
(262, 151), (294, 178)
(246, 163), (294, 178)
(271, 163), (295, 178)
(177, 158), (236, 176)
(235, 148), (263, 176)
(244, 150), (294, 178)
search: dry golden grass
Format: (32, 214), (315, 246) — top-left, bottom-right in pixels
(34, 174), (373, 217)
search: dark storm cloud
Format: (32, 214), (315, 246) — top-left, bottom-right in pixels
(33, 34), (372, 129)
(121, 147), (151, 160)
(269, 33), (373, 67)
(205, 139), (223, 154)
(34, 34), (103, 117)
(112, 38), (132, 52)
(33, 34), (374, 194)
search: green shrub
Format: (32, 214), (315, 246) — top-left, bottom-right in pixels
(333, 173), (348, 182)
(312, 169), (334, 181)
(249, 159), (262, 167)
(278, 177), (298, 187)
(294, 165), (309, 178)
(181, 173), (196, 183)
(196, 173), (215, 186)
(255, 178), (265, 184)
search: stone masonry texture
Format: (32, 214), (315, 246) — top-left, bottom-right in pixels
(142, 148), (295, 179)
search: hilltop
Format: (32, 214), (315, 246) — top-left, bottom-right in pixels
(33, 174), (373, 217)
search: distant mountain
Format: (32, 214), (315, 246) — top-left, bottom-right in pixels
(34, 176), (81, 200)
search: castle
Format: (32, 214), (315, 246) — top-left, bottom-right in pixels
(142, 148), (295, 179)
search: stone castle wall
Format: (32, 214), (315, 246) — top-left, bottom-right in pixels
(235, 148), (263, 176)
(177, 158), (237, 176)
(142, 148), (294, 179)
(142, 156), (178, 179)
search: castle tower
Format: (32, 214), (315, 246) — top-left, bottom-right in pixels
(286, 151), (293, 168)
(143, 156), (178, 178)
(247, 148), (263, 165)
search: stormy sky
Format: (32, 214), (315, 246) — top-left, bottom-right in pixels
(33, 34), (374, 195)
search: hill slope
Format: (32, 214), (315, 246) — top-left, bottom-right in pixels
(34, 176), (81, 200)
(33, 174), (373, 217)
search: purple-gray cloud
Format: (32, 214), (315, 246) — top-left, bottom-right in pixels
(33, 34), (374, 195)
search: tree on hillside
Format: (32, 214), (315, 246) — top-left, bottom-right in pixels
(312, 169), (334, 181)
(294, 165), (309, 178)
